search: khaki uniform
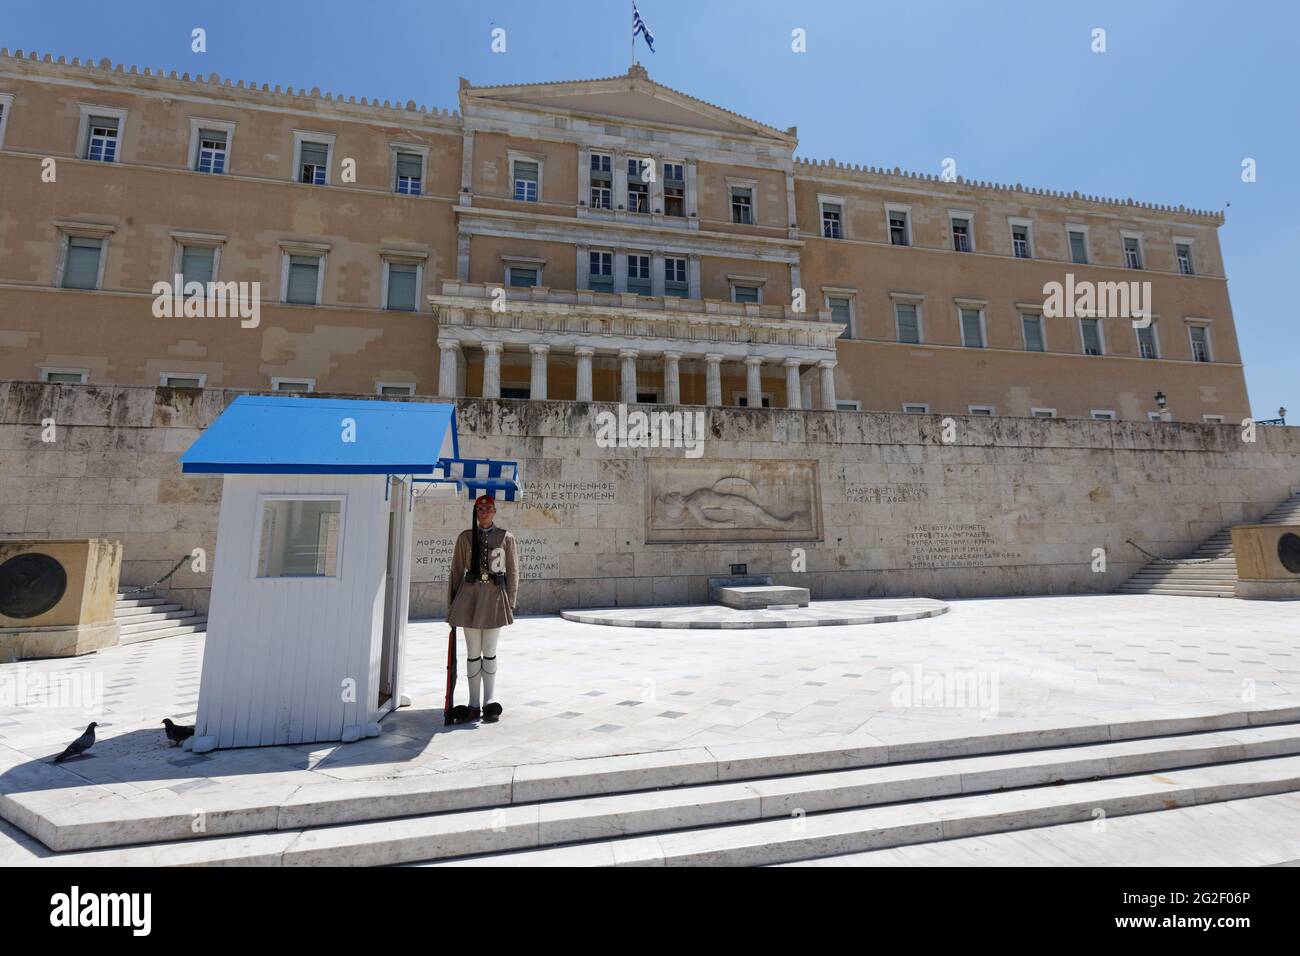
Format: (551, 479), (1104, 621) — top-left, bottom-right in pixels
(446, 525), (519, 629)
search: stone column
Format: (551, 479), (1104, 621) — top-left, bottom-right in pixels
(481, 342), (502, 399)
(744, 356), (764, 409)
(438, 342), (461, 398)
(663, 351), (682, 405)
(784, 358), (802, 409)
(818, 359), (837, 410)
(619, 349), (639, 404)
(529, 344), (549, 401)
(705, 353), (723, 407)
(574, 347), (594, 402)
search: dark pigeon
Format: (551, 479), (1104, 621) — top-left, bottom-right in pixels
(53, 722), (97, 762)
(162, 718), (194, 746)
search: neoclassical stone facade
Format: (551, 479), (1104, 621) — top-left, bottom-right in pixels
(0, 49), (1250, 422)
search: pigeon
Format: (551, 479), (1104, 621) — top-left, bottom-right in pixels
(53, 722), (97, 763)
(162, 718), (194, 746)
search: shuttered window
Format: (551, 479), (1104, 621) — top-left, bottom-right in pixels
(960, 308), (984, 348)
(197, 129), (227, 173)
(1081, 318), (1103, 355)
(895, 303), (920, 343)
(299, 142), (328, 184)
(395, 152), (422, 195)
(386, 262), (418, 310)
(286, 255), (321, 304)
(62, 237), (104, 289)
(1021, 313), (1044, 351)
(513, 160), (538, 202)
(85, 115), (119, 162)
(180, 245), (215, 286)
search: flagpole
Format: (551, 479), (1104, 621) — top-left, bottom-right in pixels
(631, 1), (636, 67)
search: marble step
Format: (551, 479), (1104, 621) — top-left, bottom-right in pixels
(24, 721), (1300, 867)
(19, 701), (1300, 853)
(116, 609), (194, 631)
(119, 620), (206, 645)
(417, 754), (1300, 867)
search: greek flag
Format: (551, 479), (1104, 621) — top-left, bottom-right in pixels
(633, 3), (655, 52)
(434, 457), (524, 502)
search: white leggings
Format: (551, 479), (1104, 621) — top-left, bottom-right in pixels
(462, 627), (501, 708)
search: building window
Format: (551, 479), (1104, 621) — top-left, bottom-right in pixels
(589, 251), (613, 293)
(627, 253), (651, 295)
(297, 140), (330, 185)
(376, 382), (416, 396)
(507, 266), (538, 288)
(732, 284), (761, 304)
(1148, 411), (1165, 422)
(1068, 228), (1089, 264)
(734, 392), (773, 409)
(1021, 313), (1045, 352)
(664, 256), (688, 297)
(968, 405), (995, 416)
(731, 186), (754, 224)
(61, 236), (105, 290)
(951, 216), (972, 252)
(836, 401), (862, 412)
(895, 302), (921, 344)
(40, 368), (89, 384)
(512, 159), (539, 202)
(1176, 242), (1195, 276)
(257, 497), (342, 578)
(394, 151), (423, 195)
(1123, 235), (1144, 270)
(589, 153), (612, 209)
(195, 128), (227, 174)
(1189, 325), (1212, 362)
(1136, 323), (1158, 359)
(1080, 318), (1104, 355)
(384, 261), (419, 311)
(822, 202), (843, 239)
(902, 403), (929, 414)
(959, 307), (985, 348)
(0, 93), (12, 149)
(180, 245), (216, 286)
(627, 158), (649, 213)
(1031, 408), (1057, 418)
(888, 208), (911, 246)
(500, 386), (530, 400)
(284, 254), (323, 304)
(84, 115), (120, 162)
(1011, 222), (1032, 258)
(664, 163), (685, 216)
(160, 373), (205, 388)
(272, 378), (315, 392)
(1202, 414), (1225, 424)
(1091, 409), (1116, 421)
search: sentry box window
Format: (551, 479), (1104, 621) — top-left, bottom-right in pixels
(257, 497), (344, 578)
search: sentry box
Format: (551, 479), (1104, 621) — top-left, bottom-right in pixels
(178, 395), (520, 752)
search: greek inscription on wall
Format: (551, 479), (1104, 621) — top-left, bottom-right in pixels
(412, 532), (560, 581)
(846, 482), (929, 504)
(517, 481), (617, 513)
(906, 524), (1022, 569)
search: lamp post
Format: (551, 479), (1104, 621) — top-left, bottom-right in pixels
(1155, 391), (1170, 423)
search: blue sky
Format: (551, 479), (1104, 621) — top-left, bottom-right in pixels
(5, 0), (1296, 419)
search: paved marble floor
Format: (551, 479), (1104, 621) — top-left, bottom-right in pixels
(1, 594), (1299, 807)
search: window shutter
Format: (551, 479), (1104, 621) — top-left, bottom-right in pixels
(181, 246), (215, 285)
(961, 309), (983, 347)
(1081, 319), (1102, 354)
(300, 142), (328, 168)
(515, 161), (538, 182)
(387, 263), (417, 310)
(90, 115), (119, 132)
(1022, 314), (1043, 351)
(287, 255), (320, 303)
(896, 304), (919, 343)
(396, 152), (422, 180)
(63, 237), (103, 289)
(200, 128), (227, 147)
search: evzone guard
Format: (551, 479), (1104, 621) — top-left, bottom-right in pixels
(444, 494), (519, 724)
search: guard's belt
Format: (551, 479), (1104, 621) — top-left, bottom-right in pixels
(465, 570), (506, 586)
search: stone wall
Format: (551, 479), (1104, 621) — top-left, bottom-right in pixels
(2, 381), (1298, 618)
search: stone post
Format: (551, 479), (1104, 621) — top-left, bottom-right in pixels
(663, 351), (682, 405)
(818, 359), (837, 410)
(529, 344), (549, 401)
(481, 342), (502, 399)
(620, 349), (639, 404)
(745, 356), (764, 409)
(575, 347), (594, 402)
(705, 353), (723, 407)
(437, 342), (461, 398)
(784, 358), (802, 409)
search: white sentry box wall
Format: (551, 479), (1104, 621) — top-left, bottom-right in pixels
(193, 472), (412, 750)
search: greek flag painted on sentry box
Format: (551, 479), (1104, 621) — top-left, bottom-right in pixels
(435, 457), (523, 502)
(633, 3), (655, 52)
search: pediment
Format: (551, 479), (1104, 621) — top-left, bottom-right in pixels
(461, 68), (796, 144)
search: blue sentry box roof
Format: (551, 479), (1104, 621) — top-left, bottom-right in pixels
(179, 395), (459, 475)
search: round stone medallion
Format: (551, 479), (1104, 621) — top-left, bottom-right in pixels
(1278, 533), (1300, 575)
(0, 552), (69, 619)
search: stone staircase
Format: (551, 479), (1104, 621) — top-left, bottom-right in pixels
(12, 703), (1300, 866)
(113, 590), (207, 645)
(1117, 492), (1300, 598)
